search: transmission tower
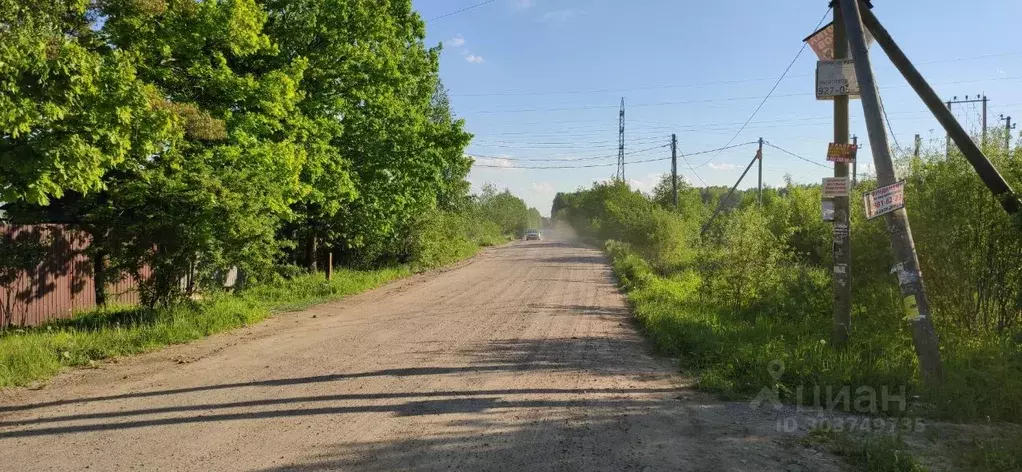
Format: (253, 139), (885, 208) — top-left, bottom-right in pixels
(617, 97), (626, 180)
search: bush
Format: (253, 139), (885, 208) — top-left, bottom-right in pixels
(555, 153), (1022, 422)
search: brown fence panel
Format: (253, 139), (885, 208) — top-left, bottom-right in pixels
(0, 225), (143, 327)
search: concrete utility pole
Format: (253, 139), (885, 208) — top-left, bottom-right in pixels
(840, 0), (943, 383)
(831, 2), (852, 348)
(1001, 115), (1015, 151)
(913, 134), (921, 158)
(671, 134), (679, 210)
(757, 137), (764, 205)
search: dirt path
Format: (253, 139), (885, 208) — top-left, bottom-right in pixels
(0, 239), (839, 471)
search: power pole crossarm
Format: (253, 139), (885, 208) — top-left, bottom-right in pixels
(858, 4), (1020, 215)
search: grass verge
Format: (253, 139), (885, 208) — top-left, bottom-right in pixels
(0, 266), (412, 387)
(801, 429), (927, 472)
(604, 240), (1022, 423)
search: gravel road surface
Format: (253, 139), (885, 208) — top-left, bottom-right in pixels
(0, 239), (839, 471)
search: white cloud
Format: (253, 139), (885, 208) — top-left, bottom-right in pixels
(465, 54), (485, 64)
(531, 182), (554, 195)
(627, 173), (665, 194)
(516, 0), (535, 8)
(542, 9), (576, 22)
(709, 163), (740, 170)
(446, 35), (466, 48)
(474, 157), (513, 168)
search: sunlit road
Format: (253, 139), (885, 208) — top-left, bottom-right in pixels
(0, 238), (838, 471)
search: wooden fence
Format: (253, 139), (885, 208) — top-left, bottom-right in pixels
(0, 225), (144, 327)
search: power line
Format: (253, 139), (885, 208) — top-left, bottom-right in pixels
(456, 76), (1022, 115)
(470, 142), (757, 169)
(469, 143), (669, 163)
(450, 51), (1022, 98)
(762, 141), (829, 169)
(695, 6), (832, 169)
(680, 151), (707, 186)
(429, 0), (498, 21)
(474, 151), (674, 170)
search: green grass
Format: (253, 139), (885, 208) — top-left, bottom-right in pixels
(0, 267), (410, 387)
(959, 435), (1022, 472)
(802, 429), (927, 472)
(604, 240), (1022, 422)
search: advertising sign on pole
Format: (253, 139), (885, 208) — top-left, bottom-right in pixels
(822, 177), (850, 198)
(827, 142), (858, 163)
(804, 22), (874, 61)
(817, 59), (860, 100)
(863, 180), (906, 220)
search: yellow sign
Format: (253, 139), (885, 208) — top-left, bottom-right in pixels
(902, 295), (921, 321)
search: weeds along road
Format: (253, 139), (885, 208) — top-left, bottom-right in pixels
(0, 238), (839, 471)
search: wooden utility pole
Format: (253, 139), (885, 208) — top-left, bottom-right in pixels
(671, 134), (679, 210)
(757, 137), (763, 205)
(831, 2), (852, 347)
(840, 0), (943, 382)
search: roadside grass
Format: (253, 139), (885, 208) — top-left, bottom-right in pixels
(958, 435), (1022, 472)
(0, 267), (410, 387)
(800, 429), (927, 472)
(604, 240), (1022, 422)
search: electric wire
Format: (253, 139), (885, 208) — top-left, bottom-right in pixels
(763, 142), (830, 169)
(470, 142), (757, 169)
(469, 143), (670, 163)
(694, 6), (832, 169)
(429, 0), (498, 21)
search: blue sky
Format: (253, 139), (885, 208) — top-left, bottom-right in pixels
(413, 0), (1022, 215)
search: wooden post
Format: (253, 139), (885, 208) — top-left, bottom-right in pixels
(841, 0), (943, 383)
(832, 3), (852, 347)
(326, 252), (333, 281)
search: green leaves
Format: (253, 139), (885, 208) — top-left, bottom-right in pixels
(2, 0), (491, 305)
(0, 2), (173, 204)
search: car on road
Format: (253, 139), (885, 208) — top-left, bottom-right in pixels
(524, 229), (542, 241)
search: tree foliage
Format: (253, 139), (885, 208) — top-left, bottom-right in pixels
(1, 0), (527, 307)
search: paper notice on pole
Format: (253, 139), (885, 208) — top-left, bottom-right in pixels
(821, 199), (835, 221)
(827, 143), (857, 163)
(816, 60), (860, 99)
(863, 180), (906, 219)
(822, 177), (849, 198)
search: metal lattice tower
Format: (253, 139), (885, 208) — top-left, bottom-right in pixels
(617, 97), (625, 180)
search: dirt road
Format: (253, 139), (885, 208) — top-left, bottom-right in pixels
(0, 239), (838, 471)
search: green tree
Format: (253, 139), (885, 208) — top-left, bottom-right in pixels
(0, 0), (175, 204)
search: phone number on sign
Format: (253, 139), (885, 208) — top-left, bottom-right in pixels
(776, 415), (925, 434)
